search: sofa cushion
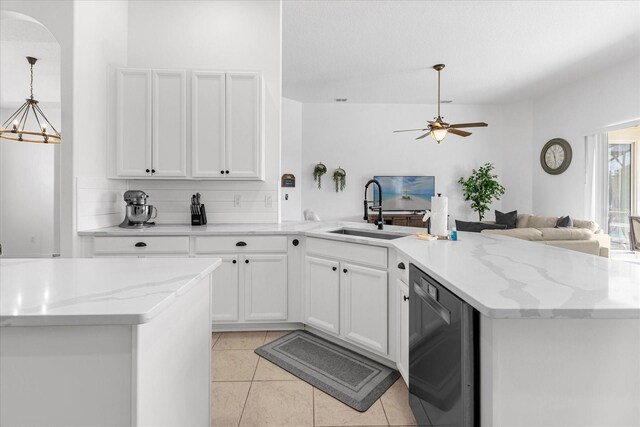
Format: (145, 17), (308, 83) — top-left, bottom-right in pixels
(455, 220), (508, 233)
(572, 218), (600, 233)
(555, 215), (573, 228)
(495, 210), (517, 229)
(481, 228), (543, 240)
(542, 240), (600, 256)
(526, 215), (559, 229)
(538, 227), (594, 241)
(516, 213), (531, 228)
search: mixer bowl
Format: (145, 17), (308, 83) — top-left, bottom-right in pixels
(125, 205), (157, 224)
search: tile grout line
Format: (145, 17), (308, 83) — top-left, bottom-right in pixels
(236, 348), (260, 427)
(379, 395), (391, 426)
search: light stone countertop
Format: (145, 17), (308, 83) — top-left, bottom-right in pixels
(78, 221), (640, 319)
(0, 257), (221, 327)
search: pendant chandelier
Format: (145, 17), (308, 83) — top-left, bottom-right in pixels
(0, 56), (61, 144)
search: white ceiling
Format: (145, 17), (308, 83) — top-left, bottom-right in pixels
(0, 18), (60, 108)
(283, 0), (640, 104)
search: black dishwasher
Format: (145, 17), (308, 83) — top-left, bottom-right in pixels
(408, 264), (479, 427)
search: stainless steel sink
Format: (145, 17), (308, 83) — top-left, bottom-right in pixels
(328, 228), (408, 240)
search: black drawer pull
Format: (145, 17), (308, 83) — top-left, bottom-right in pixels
(236, 241), (247, 247)
(343, 268), (348, 273)
(151, 169), (155, 173)
(403, 295), (409, 301)
(332, 266), (337, 271)
(397, 262), (406, 270)
(292, 239), (300, 246)
(245, 259), (250, 264)
(220, 170), (225, 174)
(232, 260), (237, 264)
(225, 170), (230, 174)
(134, 242), (147, 247)
(145, 169), (150, 173)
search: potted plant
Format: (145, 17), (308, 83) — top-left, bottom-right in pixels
(458, 163), (506, 220)
(333, 167), (346, 192)
(313, 162), (327, 189)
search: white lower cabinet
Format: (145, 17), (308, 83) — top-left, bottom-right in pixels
(304, 252), (389, 356)
(305, 256), (341, 335)
(397, 279), (410, 383)
(342, 262), (388, 354)
(210, 255), (240, 322)
(243, 254), (288, 321)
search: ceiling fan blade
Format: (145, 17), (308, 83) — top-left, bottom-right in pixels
(393, 128), (429, 133)
(448, 128), (472, 137)
(415, 131), (432, 140)
(449, 122), (488, 129)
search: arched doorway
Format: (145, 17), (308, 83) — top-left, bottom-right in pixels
(0, 11), (60, 257)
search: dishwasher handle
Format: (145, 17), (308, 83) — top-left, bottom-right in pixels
(413, 282), (451, 325)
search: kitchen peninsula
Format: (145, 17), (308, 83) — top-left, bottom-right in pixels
(79, 221), (640, 427)
(0, 257), (221, 427)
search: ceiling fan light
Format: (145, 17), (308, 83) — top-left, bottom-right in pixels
(431, 128), (448, 143)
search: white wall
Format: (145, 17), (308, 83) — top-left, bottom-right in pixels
(531, 56), (640, 219)
(281, 97), (302, 221)
(124, 0), (282, 224)
(300, 103), (510, 223)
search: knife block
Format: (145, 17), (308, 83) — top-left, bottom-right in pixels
(191, 204), (207, 226)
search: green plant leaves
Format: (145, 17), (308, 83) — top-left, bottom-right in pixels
(458, 163), (506, 220)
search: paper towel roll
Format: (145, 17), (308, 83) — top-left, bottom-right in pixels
(430, 196), (448, 236)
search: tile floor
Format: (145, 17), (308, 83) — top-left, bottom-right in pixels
(211, 330), (418, 427)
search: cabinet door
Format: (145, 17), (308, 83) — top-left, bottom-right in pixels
(342, 262), (388, 354)
(191, 71), (226, 178)
(116, 69), (152, 177)
(210, 255), (239, 322)
(152, 70), (187, 177)
(225, 72), (263, 179)
(243, 254), (287, 321)
(397, 280), (409, 384)
(304, 256), (340, 336)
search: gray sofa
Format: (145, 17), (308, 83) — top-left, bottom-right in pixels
(481, 213), (611, 258)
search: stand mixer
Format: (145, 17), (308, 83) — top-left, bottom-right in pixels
(119, 190), (157, 228)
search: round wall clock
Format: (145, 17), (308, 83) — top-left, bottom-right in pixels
(540, 138), (572, 175)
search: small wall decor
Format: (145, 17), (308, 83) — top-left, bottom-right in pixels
(333, 167), (346, 192)
(313, 162), (327, 189)
(281, 173), (296, 187)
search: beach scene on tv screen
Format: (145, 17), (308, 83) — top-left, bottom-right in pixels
(374, 176), (435, 211)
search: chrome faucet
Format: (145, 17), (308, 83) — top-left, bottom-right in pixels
(363, 179), (384, 230)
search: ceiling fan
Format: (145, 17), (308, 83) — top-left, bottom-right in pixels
(394, 64), (487, 143)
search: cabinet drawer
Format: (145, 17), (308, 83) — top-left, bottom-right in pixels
(194, 235), (287, 254)
(306, 238), (387, 269)
(93, 236), (189, 255)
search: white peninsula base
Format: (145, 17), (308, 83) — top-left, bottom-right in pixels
(481, 316), (640, 427)
(1, 276), (211, 427)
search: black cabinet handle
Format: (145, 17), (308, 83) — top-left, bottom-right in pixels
(332, 266), (337, 271)
(145, 169), (150, 173)
(236, 241), (247, 247)
(245, 259), (249, 264)
(343, 268), (348, 273)
(292, 239), (299, 246)
(397, 262), (406, 270)
(220, 170), (224, 174)
(225, 170), (230, 174)
(134, 242), (147, 247)
(232, 259), (237, 264)
(403, 295), (409, 301)
(151, 169), (155, 173)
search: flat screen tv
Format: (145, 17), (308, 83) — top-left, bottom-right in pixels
(373, 176), (435, 211)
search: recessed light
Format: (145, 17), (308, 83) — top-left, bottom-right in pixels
(334, 98), (348, 102)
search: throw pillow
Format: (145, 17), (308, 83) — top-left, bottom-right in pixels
(495, 210), (518, 229)
(555, 215), (573, 228)
(455, 220), (508, 233)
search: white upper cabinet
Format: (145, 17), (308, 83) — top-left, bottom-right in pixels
(225, 72), (263, 180)
(152, 70), (187, 177)
(116, 69), (152, 177)
(116, 68), (263, 180)
(191, 71), (226, 178)
(116, 69), (186, 178)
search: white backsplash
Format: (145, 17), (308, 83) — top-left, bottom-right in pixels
(76, 177), (127, 231)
